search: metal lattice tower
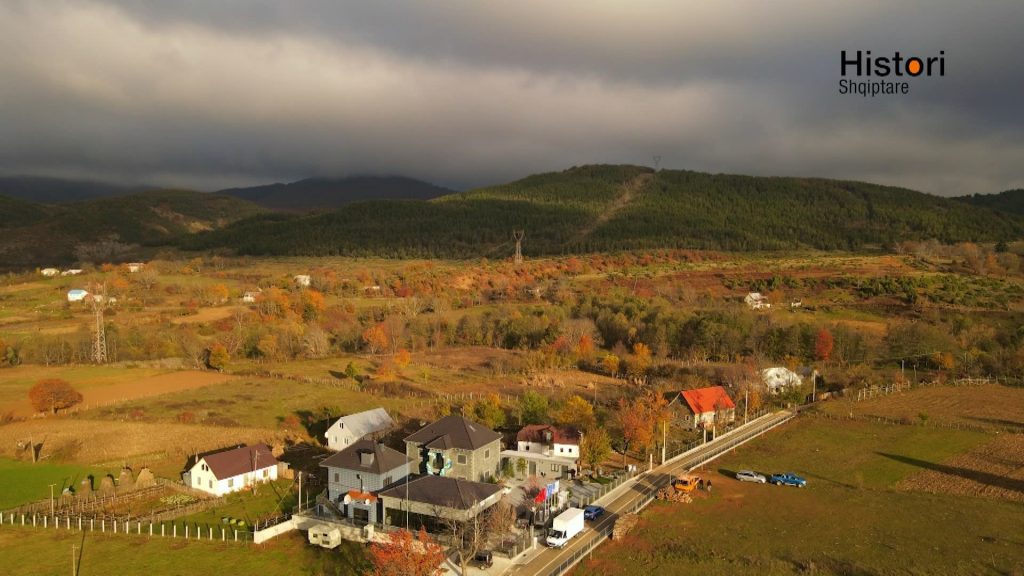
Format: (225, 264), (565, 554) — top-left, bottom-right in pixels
(90, 283), (108, 364)
(512, 230), (525, 264)
(653, 155), (662, 170)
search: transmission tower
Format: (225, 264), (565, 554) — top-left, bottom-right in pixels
(653, 155), (662, 170)
(90, 282), (108, 364)
(512, 230), (525, 264)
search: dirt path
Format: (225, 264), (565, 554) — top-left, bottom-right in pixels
(570, 172), (653, 245)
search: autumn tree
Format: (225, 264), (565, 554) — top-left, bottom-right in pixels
(630, 342), (652, 376)
(601, 353), (621, 377)
(556, 395), (596, 431)
(468, 393), (506, 430)
(815, 328), (834, 362)
(367, 528), (445, 576)
(394, 348), (412, 370)
(29, 379), (83, 414)
(207, 343), (229, 372)
(574, 333), (595, 361)
(616, 390), (668, 462)
(362, 323), (390, 355)
(579, 427), (611, 473)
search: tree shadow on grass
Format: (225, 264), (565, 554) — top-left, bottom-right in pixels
(876, 452), (1024, 494)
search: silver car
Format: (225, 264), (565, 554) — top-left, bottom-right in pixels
(735, 470), (767, 483)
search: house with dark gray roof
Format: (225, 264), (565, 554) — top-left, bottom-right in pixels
(378, 475), (503, 526)
(319, 439), (412, 525)
(325, 408), (394, 451)
(184, 444), (278, 496)
(404, 415), (502, 482)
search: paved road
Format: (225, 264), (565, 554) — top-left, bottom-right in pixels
(508, 409), (796, 576)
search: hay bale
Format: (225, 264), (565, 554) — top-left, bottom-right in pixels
(79, 476), (93, 495)
(118, 467), (135, 489)
(99, 474), (116, 494)
(135, 467), (155, 488)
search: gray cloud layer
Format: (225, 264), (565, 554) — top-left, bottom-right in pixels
(0, 0), (1022, 194)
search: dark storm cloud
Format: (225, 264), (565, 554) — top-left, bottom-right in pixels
(0, 0), (1021, 194)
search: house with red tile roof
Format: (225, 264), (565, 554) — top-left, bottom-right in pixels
(184, 444), (279, 496)
(670, 386), (736, 429)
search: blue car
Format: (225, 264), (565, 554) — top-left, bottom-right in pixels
(583, 505), (605, 520)
(769, 473), (807, 487)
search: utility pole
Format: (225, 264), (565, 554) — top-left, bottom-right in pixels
(661, 420), (667, 465)
(744, 389), (749, 424)
(72, 544), (77, 576)
(89, 283), (108, 364)
(512, 230), (524, 265)
(297, 471), (302, 513)
(49, 483), (57, 516)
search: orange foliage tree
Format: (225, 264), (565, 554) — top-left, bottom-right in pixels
(28, 379), (83, 414)
(362, 323), (390, 355)
(367, 528), (446, 576)
(814, 328), (834, 362)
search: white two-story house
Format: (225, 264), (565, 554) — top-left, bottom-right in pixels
(502, 424), (580, 480)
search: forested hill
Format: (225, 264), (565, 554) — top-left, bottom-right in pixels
(181, 165), (1024, 258)
(218, 176), (456, 211)
(957, 189), (1024, 216)
(0, 190), (265, 267)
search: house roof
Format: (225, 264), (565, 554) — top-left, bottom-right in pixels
(516, 424), (579, 445)
(200, 444), (277, 480)
(319, 439), (411, 475)
(679, 386), (736, 415)
(328, 408), (394, 439)
(377, 475), (501, 510)
(404, 415), (501, 451)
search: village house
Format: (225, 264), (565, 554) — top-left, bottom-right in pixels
(294, 274), (312, 287)
(502, 424), (580, 480)
(40, 268), (59, 277)
(61, 269), (83, 276)
(67, 289), (89, 302)
(378, 475), (502, 529)
(325, 408), (394, 451)
(744, 292), (771, 310)
(404, 415), (502, 482)
(319, 439), (412, 525)
(126, 262), (145, 273)
(669, 386), (736, 429)
(184, 444), (279, 497)
(241, 290), (261, 303)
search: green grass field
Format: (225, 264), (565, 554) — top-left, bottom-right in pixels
(0, 458), (117, 509)
(179, 480), (297, 527)
(0, 527), (368, 576)
(574, 417), (1024, 576)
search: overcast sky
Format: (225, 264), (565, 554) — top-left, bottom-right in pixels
(1, 1), (1022, 195)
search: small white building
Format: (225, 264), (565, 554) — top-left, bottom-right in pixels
(67, 289), (89, 302)
(762, 367), (803, 394)
(745, 292), (771, 310)
(126, 263), (145, 273)
(294, 274), (312, 287)
(41, 268), (60, 277)
(185, 444), (279, 497)
(242, 290), (261, 303)
(326, 408), (394, 451)
(61, 269), (84, 276)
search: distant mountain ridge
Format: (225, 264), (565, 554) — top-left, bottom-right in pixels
(218, 176), (457, 211)
(183, 165), (1024, 258)
(957, 189), (1024, 216)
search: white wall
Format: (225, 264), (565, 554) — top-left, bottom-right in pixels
(516, 441), (579, 457)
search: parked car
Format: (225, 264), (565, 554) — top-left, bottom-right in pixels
(769, 473), (807, 487)
(735, 470), (767, 483)
(583, 505), (605, 520)
(474, 550), (493, 568)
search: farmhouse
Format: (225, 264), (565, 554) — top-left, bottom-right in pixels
(319, 439), (412, 525)
(378, 475), (502, 528)
(745, 292), (771, 310)
(67, 289), (89, 302)
(762, 366), (803, 394)
(669, 386), (736, 429)
(61, 269), (83, 276)
(126, 262), (145, 273)
(294, 274), (311, 287)
(242, 290), (261, 303)
(184, 444), (279, 497)
(404, 415), (502, 482)
(502, 424), (579, 479)
(325, 407), (394, 451)
(40, 268), (59, 277)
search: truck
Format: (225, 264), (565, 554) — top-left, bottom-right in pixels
(546, 508), (585, 548)
(672, 474), (701, 493)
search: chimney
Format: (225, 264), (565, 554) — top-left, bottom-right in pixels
(359, 450), (375, 467)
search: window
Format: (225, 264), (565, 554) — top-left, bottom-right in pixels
(457, 454), (467, 465)
(262, 469), (269, 478)
(382, 476), (392, 486)
(551, 464), (560, 472)
(484, 449), (490, 459)
(334, 473), (339, 482)
(344, 437), (350, 445)
(559, 447), (564, 453)
(208, 480), (213, 489)
(228, 478), (235, 488)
